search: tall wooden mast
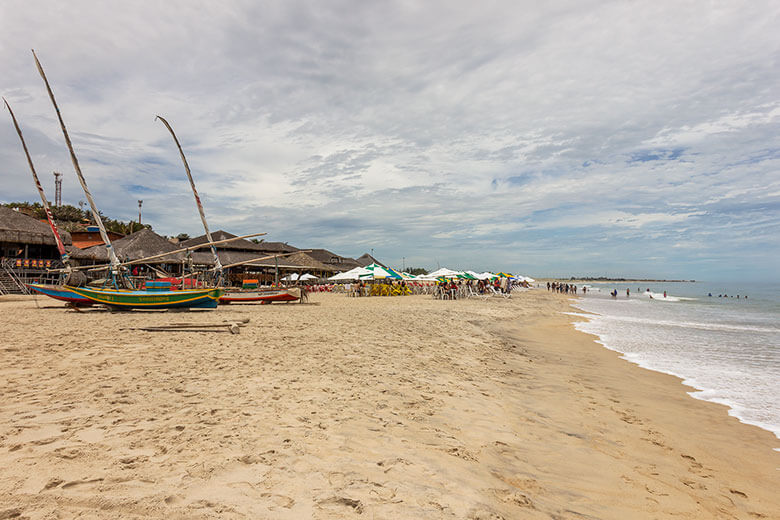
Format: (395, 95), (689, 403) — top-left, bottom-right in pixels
(32, 50), (128, 286)
(155, 115), (224, 286)
(3, 97), (71, 273)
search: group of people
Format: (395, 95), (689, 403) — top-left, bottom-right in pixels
(435, 277), (514, 300)
(547, 281), (581, 294)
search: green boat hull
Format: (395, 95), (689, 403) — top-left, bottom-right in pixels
(65, 286), (223, 310)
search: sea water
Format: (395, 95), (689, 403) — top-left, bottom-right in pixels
(567, 281), (780, 441)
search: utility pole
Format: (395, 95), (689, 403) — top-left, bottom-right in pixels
(138, 200), (143, 225)
(403, 256), (405, 271)
(53, 171), (62, 206)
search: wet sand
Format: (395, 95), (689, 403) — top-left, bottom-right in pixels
(0, 291), (777, 519)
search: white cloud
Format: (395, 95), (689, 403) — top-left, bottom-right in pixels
(1, 1), (779, 280)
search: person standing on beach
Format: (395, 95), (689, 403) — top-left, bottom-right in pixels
(626, 288), (630, 298)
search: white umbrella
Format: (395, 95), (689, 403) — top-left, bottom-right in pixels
(282, 273), (318, 281)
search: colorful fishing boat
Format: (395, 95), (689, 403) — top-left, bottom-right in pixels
(4, 96), (90, 306)
(220, 287), (300, 304)
(66, 286), (223, 310)
(29, 52), (225, 311)
(27, 283), (93, 306)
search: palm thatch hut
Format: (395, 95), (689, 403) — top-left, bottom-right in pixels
(0, 205), (72, 260)
(305, 248), (363, 271)
(355, 253), (386, 268)
(80, 228), (186, 276)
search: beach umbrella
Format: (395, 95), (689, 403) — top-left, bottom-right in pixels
(400, 271), (418, 280)
(456, 272), (477, 280)
(495, 272), (513, 278)
(477, 271), (497, 280)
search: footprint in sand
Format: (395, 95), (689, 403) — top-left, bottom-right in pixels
(317, 496), (363, 514)
(490, 488), (535, 509)
(61, 478), (104, 489)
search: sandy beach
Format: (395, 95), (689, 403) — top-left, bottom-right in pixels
(0, 290), (777, 519)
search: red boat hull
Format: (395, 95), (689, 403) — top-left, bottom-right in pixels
(219, 288), (300, 304)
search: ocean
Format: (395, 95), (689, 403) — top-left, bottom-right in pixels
(565, 281), (780, 442)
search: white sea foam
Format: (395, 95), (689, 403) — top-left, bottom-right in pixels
(570, 287), (780, 441)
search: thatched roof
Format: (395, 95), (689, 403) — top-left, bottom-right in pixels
(64, 244), (96, 260)
(278, 252), (336, 271)
(0, 206), (73, 246)
(181, 230), (269, 252)
(356, 253), (385, 268)
(305, 248), (362, 270)
(81, 228), (184, 263)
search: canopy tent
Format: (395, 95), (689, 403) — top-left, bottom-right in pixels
(383, 266), (404, 279)
(328, 266), (372, 280)
(359, 263), (402, 280)
(281, 273), (318, 281)
(426, 267), (462, 278)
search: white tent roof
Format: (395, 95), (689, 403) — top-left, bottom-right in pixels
(328, 266), (372, 281)
(359, 263), (399, 280)
(425, 267), (464, 279)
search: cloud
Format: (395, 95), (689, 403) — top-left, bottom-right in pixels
(1, 1), (779, 281)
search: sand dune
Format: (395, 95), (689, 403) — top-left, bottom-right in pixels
(0, 291), (776, 519)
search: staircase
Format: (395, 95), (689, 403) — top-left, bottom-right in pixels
(0, 260), (31, 295)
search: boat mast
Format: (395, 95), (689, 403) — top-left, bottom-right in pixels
(155, 115), (224, 286)
(32, 50), (129, 287)
(3, 97), (71, 274)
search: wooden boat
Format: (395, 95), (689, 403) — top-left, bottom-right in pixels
(29, 52), (226, 311)
(220, 287), (301, 304)
(4, 96), (91, 306)
(27, 283), (93, 306)
(66, 286), (223, 310)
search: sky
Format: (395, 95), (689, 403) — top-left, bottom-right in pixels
(1, 1), (778, 281)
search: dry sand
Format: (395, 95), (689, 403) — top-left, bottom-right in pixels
(0, 290), (777, 519)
